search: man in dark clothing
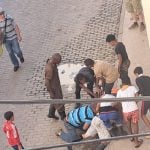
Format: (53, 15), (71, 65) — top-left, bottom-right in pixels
(45, 53), (66, 120)
(75, 59), (95, 99)
(106, 34), (130, 81)
(134, 67), (150, 129)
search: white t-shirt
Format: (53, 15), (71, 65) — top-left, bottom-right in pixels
(100, 94), (115, 107)
(117, 86), (138, 113)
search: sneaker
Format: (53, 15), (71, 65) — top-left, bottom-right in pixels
(20, 57), (24, 63)
(140, 22), (145, 32)
(55, 128), (63, 136)
(129, 22), (138, 30)
(47, 115), (59, 120)
(14, 66), (19, 72)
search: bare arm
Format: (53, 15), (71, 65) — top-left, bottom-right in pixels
(15, 24), (22, 41)
(83, 123), (90, 131)
(117, 54), (122, 72)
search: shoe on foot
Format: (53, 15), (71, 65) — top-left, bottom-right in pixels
(140, 22), (145, 32)
(20, 57), (24, 63)
(14, 66), (19, 72)
(129, 22), (138, 30)
(47, 115), (59, 120)
(55, 128), (62, 136)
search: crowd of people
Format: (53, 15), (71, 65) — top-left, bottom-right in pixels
(43, 35), (150, 150)
(1, 0), (149, 150)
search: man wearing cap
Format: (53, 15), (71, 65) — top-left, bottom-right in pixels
(0, 7), (24, 72)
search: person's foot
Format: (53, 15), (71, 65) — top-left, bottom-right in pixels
(55, 128), (62, 136)
(134, 139), (143, 148)
(139, 22), (145, 32)
(20, 57), (24, 63)
(14, 66), (19, 72)
(47, 115), (59, 120)
(129, 22), (138, 30)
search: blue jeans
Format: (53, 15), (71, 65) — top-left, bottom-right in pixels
(99, 111), (122, 129)
(60, 121), (83, 150)
(5, 38), (23, 67)
(12, 144), (24, 150)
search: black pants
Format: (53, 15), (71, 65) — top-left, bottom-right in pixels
(48, 104), (66, 120)
(75, 81), (94, 99)
(75, 81), (94, 108)
(104, 82), (114, 94)
(120, 69), (130, 82)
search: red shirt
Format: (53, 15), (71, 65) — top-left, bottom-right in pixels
(3, 121), (21, 146)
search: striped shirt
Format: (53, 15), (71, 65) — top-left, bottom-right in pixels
(67, 106), (94, 127)
(0, 15), (17, 41)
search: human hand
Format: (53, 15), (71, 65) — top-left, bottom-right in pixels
(18, 36), (22, 42)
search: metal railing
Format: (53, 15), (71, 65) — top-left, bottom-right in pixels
(1, 96), (150, 149)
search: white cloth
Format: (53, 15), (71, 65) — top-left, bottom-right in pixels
(117, 86), (138, 113)
(100, 94), (115, 107)
(85, 116), (110, 139)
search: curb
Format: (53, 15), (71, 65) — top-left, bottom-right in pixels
(118, 0), (125, 41)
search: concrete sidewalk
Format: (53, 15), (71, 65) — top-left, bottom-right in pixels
(106, 3), (150, 150)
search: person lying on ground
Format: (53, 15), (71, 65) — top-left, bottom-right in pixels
(56, 103), (98, 150)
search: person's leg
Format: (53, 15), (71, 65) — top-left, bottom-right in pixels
(60, 122), (81, 142)
(87, 81), (94, 98)
(5, 40), (19, 68)
(104, 83), (114, 94)
(48, 104), (59, 120)
(11, 38), (24, 62)
(108, 112), (123, 136)
(11, 145), (19, 150)
(75, 82), (81, 108)
(124, 113), (132, 135)
(141, 101), (150, 129)
(57, 104), (66, 120)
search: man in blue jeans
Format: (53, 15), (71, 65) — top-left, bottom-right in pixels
(0, 7), (24, 72)
(56, 103), (98, 150)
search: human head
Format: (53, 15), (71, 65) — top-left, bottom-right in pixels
(4, 111), (14, 121)
(134, 67), (143, 77)
(0, 7), (5, 17)
(121, 76), (131, 86)
(51, 53), (61, 65)
(106, 34), (117, 47)
(75, 73), (87, 84)
(90, 103), (98, 114)
(84, 59), (94, 67)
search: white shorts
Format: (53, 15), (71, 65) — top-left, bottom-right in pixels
(85, 116), (110, 139)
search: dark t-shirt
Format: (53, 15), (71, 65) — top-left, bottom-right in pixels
(136, 75), (150, 96)
(115, 42), (129, 63)
(78, 67), (95, 82)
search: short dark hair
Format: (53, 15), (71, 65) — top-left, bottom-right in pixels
(106, 34), (116, 42)
(134, 67), (143, 75)
(84, 59), (94, 67)
(122, 76), (131, 85)
(4, 111), (14, 120)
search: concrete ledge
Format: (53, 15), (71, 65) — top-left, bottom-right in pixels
(141, 0), (150, 47)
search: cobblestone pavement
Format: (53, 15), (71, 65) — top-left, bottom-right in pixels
(0, 0), (123, 149)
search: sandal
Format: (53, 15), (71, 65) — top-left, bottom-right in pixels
(135, 139), (143, 148)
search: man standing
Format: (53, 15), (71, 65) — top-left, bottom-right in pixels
(0, 7), (24, 72)
(134, 67), (150, 129)
(106, 34), (130, 82)
(45, 53), (66, 120)
(125, 0), (145, 31)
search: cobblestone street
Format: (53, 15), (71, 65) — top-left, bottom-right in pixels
(0, 0), (123, 149)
